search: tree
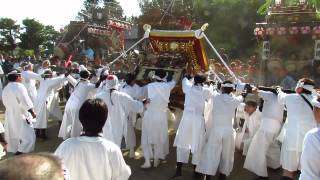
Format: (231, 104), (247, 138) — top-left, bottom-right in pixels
(138, 0), (265, 57)
(19, 18), (59, 56)
(0, 18), (20, 55)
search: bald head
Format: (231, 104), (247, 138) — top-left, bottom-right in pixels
(0, 153), (64, 180)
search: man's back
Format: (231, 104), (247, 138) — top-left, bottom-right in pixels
(55, 136), (131, 180)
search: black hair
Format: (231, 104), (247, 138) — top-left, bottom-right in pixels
(245, 101), (258, 107)
(8, 74), (20, 82)
(7, 70), (21, 82)
(194, 74), (207, 86)
(80, 70), (90, 79)
(155, 69), (166, 79)
(125, 73), (135, 85)
(221, 80), (234, 94)
(79, 99), (108, 134)
(42, 69), (53, 79)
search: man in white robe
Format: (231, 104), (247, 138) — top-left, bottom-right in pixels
(2, 70), (36, 154)
(34, 69), (67, 139)
(59, 66), (96, 139)
(277, 78), (317, 180)
(172, 74), (213, 178)
(120, 73), (144, 158)
(55, 98), (131, 180)
(241, 95), (261, 156)
(244, 88), (284, 179)
(140, 69), (176, 168)
(196, 80), (244, 180)
(299, 97), (320, 180)
(95, 75), (144, 147)
(21, 62), (41, 103)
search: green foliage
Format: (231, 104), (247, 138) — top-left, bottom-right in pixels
(139, 0), (265, 58)
(0, 18), (20, 54)
(19, 18), (59, 56)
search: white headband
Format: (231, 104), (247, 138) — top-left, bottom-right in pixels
(221, 83), (235, 89)
(153, 75), (167, 82)
(296, 81), (314, 92)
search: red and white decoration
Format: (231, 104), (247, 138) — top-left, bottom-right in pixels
(266, 27), (276, 35)
(254, 27), (265, 36)
(107, 19), (132, 30)
(277, 27), (287, 35)
(300, 26), (311, 34)
(289, 26), (299, 35)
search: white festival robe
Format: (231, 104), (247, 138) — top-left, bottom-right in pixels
(244, 90), (284, 177)
(120, 83), (144, 149)
(21, 70), (42, 103)
(55, 136), (131, 180)
(59, 76), (96, 139)
(173, 78), (212, 165)
(34, 75), (66, 129)
(278, 91), (316, 171)
(241, 109), (262, 155)
(0, 121), (5, 159)
(96, 89), (144, 147)
(141, 80), (176, 159)
(196, 93), (243, 176)
(299, 128), (320, 180)
(2, 82), (35, 153)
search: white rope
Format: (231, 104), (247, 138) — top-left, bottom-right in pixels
(159, 0), (176, 24)
(203, 33), (239, 81)
(211, 70), (222, 82)
(66, 23), (89, 44)
(108, 36), (147, 66)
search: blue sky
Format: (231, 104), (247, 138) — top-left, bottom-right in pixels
(0, 0), (141, 30)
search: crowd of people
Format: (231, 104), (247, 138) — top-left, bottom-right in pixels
(0, 52), (319, 180)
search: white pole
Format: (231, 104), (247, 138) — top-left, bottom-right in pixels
(203, 33), (239, 81)
(108, 36), (146, 66)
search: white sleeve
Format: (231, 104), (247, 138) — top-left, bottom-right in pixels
(47, 75), (67, 89)
(277, 90), (287, 105)
(300, 132), (320, 180)
(182, 77), (192, 94)
(120, 93), (144, 114)
(17, 84), (34, 111)
(167, 80), (176, 90)
(110, 146), (131, 180)
(66, 75), (78, 87)
(258, 90), (275, 101)
(23, 71), (42, 81)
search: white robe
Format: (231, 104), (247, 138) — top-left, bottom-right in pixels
(0, 121), (5, 159)
(196, 93), (243, 176)
(21, 70), (41, 103)
(278, 91), (316, 171)
(2, 82), (35, 153)
(34, 75), (66, 129)
(59, 76), (96, 139)
(96, 89), (144, 147)
(299, 128), (320, 180)
(173, 78), (212, 164)
(242, 109), (261, 155)
(120, 83), (144, 149)
(55, 136), (131, 180)
(141, 80), (176, 159)
(244, 90), (283, 177)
